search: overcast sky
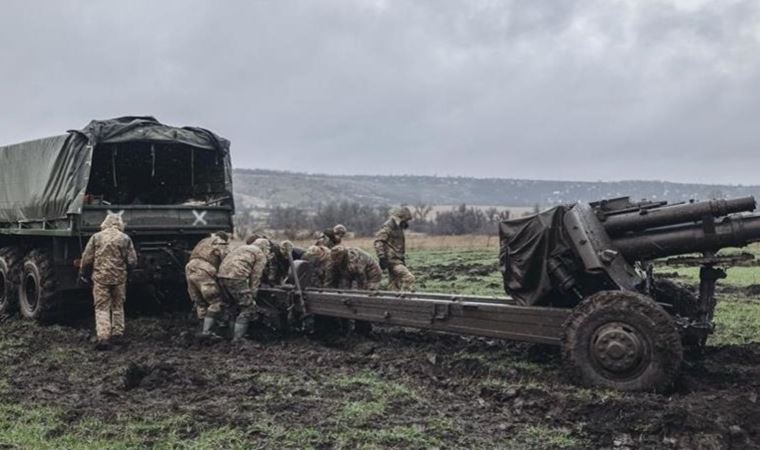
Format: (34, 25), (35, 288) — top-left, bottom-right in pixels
(1, 0), (758, 184)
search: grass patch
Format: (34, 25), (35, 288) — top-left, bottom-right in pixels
(712, 296), (760, 345)
(507, 425), (583, 449)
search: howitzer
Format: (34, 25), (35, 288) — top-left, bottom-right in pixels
(256, 195), (760, 393)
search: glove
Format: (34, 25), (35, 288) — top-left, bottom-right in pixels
(78, 274), (91, 286)
(379, 258), (389, 271)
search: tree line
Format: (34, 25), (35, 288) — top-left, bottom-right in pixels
(235, 201), (528, 239)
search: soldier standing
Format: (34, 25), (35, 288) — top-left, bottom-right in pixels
(374, 207), (415, 291)
(185, 231), (229, 327)
(330, 245), (382, 290)
(79, 213), (137, 350)
(315, 224), (347, 248)
(213, 237), (270, 341)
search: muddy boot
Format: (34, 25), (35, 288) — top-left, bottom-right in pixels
(201, 316), (217, 337)
(94, 339), (112, 351)
(110, 335), (127, 347)
(232, 317), (249, 342)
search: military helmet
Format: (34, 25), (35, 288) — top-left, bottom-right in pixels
(280, 240), (294, 255)
(304, 245), (330, 264)
(214, 231), (230, 242)
(391, 206), (413, 222)
(251, 238), (272, 260)
(333, 224), (347, 237)
(330, 245), (348, 262)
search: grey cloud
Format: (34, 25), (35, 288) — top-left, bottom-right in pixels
(0, 0), (759, 184)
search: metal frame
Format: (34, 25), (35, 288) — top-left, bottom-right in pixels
(259, 286), (571, 345)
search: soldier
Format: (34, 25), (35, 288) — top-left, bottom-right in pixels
(213, 237), (270, 341)
(302, 244), (333, 287)
(78, 213), (138, 350)
(261, 239), (294, 287)
(330, 245), (382, 290)
(185, 231), (229, 326)
(374, 206), (415, 291)
(315, 224), (347, 248)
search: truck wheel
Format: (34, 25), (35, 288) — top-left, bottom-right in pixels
(0, 247), (23, 318)
(562, 290), (682, 393)
(18, 249), (58, 322)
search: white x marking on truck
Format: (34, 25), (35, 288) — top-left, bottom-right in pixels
(192, 210), (208, 226)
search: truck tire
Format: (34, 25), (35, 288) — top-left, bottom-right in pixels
(0, 247), (23, 318)
(562, 290), (682, 393)
(18, 249), (59, 322)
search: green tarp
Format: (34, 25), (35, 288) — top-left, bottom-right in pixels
(0, 116), (231, 223)
(499, 206), (573, 306)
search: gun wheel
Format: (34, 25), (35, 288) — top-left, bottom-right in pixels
(0, 247), (23, 318)
(562, 290), (682, 393)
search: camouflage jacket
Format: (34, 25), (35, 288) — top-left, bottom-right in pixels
(373, 218), (406, 265)
(263, 241), (290, 286)
(218, 244), (267, 288)
(80, 227), (138, 285)
(315, 229), (341, 248)
(190, 235), (228, 269)
(334, 248), (382, 290)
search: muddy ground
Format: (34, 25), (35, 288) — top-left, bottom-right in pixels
(1, 255), (760, 449)
(0, 311), (759, 449)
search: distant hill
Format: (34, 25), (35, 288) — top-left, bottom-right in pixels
(233, 168), (760, 208)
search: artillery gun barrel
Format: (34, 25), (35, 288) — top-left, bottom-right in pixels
(601, 196), (756, 235)
(612, 214), (760, 261)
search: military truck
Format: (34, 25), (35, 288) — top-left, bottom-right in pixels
(0, 116), (234, 321)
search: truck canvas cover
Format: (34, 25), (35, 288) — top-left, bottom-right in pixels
(0, 116), (232, 223)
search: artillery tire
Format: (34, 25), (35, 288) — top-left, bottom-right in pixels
(0, 247), (23, 318)
(562, 290), (682, 393)
(18, 249), (59, 323)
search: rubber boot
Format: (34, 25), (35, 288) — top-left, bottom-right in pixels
(201, 316), (216, 337)
(232, 317), (249, 342)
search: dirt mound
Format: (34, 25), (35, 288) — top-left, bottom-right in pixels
(1, 315), (759, 448)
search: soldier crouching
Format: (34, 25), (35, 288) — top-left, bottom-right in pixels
(330, 245), (382, 290)
(212, 237), (270, 341)
(78, 213), (137, 350)
(185, 231), (229, 325)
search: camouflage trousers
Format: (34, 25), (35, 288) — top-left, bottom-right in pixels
(218, 278), (257, 320)
(185, 259), (223, 319)
(93, 282), (126, 340)
(388, 263), (415, 291)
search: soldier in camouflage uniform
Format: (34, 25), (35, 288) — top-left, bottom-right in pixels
(374, 206), (415, 291)
(185, 231), (229, 324)
(79, 213), (138, 350)
(330, 245), (381, 335)
(214, 237), (270, 341)
(302, 244), (333, 287)
(261, 239), (294, 286)
(315, 224), (347, 248)
(330, 245), (382, 290)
